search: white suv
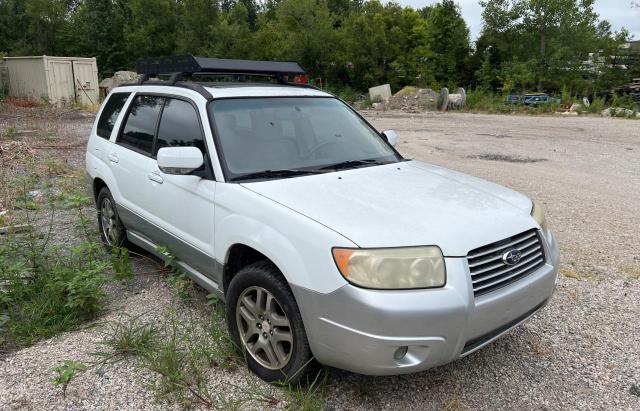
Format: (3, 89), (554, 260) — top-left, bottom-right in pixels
(86, 57), (559, 383)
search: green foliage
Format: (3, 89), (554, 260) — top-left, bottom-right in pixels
(279, 370), (328, 410)
(156, 246), (193, 300)
(51, 360), (87, 398)
(0, 177), (128, 349)
(424, 0), (471, 87)
(0, 0), (633, 94)
(98, 315), (158, 360)
(112, 247), (134, 284)
(476, 0), (632, 93)
(586, 96), (606, 114)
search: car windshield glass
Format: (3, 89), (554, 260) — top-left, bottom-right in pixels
(209, 97), (400, 180)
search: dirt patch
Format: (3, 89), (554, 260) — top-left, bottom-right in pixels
(1, 107), (639, 410)
(468, 153), (548, 163)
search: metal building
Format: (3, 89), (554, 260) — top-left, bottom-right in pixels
(2, 56), (99, 106)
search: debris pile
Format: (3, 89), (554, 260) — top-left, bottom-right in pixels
(601, 107), (640, 118)
(0, 140), (36, 161)
(385, 86), (439, 111)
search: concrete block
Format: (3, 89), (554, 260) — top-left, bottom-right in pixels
(369, 84), (392, 101)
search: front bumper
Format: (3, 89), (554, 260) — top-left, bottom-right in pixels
(292, 230), (560, 375)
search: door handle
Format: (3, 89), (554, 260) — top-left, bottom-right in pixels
(108, 153), (119, 163)
(147, 172), (164, 184)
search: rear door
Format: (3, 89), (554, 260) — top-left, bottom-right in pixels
(143, 97), (217, 278)
(87, 91), (132, 176)
(109, 94), (164, 227)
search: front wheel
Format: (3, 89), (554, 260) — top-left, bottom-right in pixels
(226, 261), (314, 383)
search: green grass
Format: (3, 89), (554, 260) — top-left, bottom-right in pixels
(96, 314), (159, 361)
(0, 174), (114, 349)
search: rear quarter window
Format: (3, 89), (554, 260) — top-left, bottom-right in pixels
(96, 93), (131, 139)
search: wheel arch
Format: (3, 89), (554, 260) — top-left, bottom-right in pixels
(93, 177), (108, 205)
(223, 243), (288, 295)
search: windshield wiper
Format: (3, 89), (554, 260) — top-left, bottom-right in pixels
(230, 169), (325, 182)
(318, 159), (388, 171)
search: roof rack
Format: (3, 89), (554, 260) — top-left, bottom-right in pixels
(126, 55), (310, 100)
(136, 55), (305, 82)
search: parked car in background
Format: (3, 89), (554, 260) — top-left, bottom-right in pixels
(86, 56), (560, 383)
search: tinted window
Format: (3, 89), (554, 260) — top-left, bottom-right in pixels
(155, 98), (205, 155)
(96, 93), (130, 139)
(118, 95), (164, 155)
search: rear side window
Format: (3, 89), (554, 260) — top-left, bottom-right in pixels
(96, 93), (130, 139)
(118, 95), (164, 155)
(155, 98), (205, 155)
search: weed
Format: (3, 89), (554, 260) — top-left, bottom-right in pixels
(157, 246), (196, 301)
(112, 247), (134, 284)
(0, 181), (111, 348)
(2, 126), (18, 139)
(51, 360), (87, 398)
(586, 96), (606, 114)
(279, 370), (328, 410)
(44, 158), (74, 178)
(97, 315), (158, 362)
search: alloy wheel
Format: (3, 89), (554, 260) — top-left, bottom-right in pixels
(236, 286), (293, 370)
(100, 197), (118, 246)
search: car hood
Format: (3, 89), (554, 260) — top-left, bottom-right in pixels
(241, 161), (536, 256)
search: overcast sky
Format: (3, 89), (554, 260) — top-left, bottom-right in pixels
(393, 0), (640, 41)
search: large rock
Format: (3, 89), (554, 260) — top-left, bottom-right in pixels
(99, 71), (139, 94)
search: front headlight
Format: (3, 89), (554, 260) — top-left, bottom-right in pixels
(531, 200), (549, 233)
(332, 246), (446, 289)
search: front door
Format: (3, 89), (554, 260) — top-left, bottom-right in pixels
(143, 97), (217, 280)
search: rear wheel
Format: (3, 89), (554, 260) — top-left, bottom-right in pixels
(226, 261), (314, 383)
(96, 187), (126, 248)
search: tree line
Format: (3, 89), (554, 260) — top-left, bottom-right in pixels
(0, 0), (636, 95)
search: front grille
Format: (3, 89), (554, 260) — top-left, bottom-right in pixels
(467, 229), (545, 296)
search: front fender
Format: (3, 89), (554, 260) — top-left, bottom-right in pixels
(214, 184), (354, 294)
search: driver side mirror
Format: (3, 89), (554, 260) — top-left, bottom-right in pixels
(382, 129), (398, 146)
(157, 146), (204, 175)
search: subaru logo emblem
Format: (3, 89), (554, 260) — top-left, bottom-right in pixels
(502, 249), (522, 266)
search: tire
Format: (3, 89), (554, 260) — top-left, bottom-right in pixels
(96, 187), (127, 249)
(226, 261), (315, 383)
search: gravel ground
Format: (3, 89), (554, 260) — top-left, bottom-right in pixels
(1, 108), (639, 410)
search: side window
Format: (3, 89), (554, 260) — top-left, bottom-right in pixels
(155, 98), (205, 155)
(96, 92), (130, 139)
(118, 95), (164, 155)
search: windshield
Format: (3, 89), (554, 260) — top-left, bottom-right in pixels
(208, 97), (400, 181)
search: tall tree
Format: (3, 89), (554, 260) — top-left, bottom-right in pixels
(65, 0), (130, 76)
(176, 0), (219, 54)
(125, 0), (178, 60)
(423, 0), (471, 87)
(24, 0), (73, 55)
(479, 0), (623, 92)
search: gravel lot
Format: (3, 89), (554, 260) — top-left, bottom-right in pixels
(1, 108), (639, 410)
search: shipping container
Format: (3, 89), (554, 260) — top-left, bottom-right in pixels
(2, 56), (99, 106)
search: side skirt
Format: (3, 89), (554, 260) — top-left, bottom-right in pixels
(127, 230), (225, 300)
